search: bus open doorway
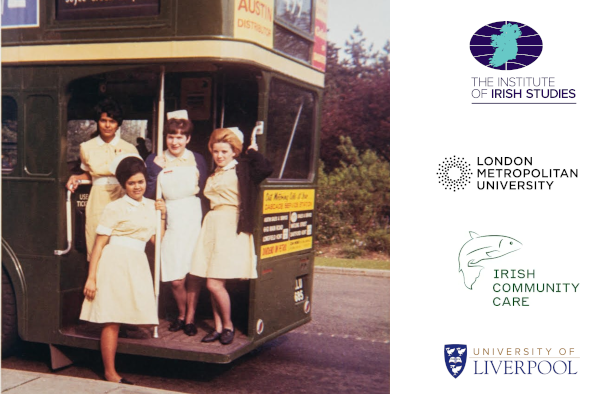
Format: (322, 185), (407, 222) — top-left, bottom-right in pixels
(59, 65), (263, 364)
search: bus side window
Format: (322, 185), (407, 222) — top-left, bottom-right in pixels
(24, 95), (56, 176)
(2, 96), (18, 175)
(267, 79), (315, 180)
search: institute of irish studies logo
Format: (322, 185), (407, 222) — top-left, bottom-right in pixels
(444, 345), (467, 378)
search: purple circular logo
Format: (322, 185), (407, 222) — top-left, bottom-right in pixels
(470, 21), (543, 70)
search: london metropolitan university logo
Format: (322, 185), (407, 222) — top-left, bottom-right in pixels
(436, 156), (472, 192)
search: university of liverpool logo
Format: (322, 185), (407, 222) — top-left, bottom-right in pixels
(444, 345), (467, 378)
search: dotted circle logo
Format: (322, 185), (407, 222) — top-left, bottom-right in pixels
(437, 156), (472, 192)
(470, 21), (543, 70)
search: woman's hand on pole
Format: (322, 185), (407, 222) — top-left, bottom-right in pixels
(155, 199), (166, 216)
(66, 173), (91, 192)
(246, 143), (258, 152)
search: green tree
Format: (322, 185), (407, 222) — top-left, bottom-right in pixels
(321, 27), (390, 169)
(316, 137), (390, 255)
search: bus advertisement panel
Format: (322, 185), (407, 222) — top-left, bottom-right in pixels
(313, 0), (328, 71)
(260, 189), (315, 259)
(1, 0), (38, 28)
(234, 0), (274, 49)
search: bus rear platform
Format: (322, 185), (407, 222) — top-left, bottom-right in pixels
(58, 317), (254, 365)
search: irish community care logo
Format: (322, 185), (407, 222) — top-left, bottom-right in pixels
(458, 232), (522, 289)
(470, 21), (543, 70)
(445, 345), (467, 378)
(437, 156), (472, 192)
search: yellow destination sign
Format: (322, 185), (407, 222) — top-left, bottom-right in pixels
(263, 189), (315, 214)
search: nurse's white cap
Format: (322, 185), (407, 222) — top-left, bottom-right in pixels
(167, 110), (189, 120)
(109, 153), (144, 175)
(227, 127), (244, 144)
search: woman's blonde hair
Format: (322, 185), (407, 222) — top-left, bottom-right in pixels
(208, 128), (243, 157)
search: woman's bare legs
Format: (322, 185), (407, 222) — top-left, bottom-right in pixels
(210, 294), (222, 332)
(206, 278), (233, 331)
(170, 277), (187, 321)
(185, 275), (200, 324)
(101, 323), (121, 382)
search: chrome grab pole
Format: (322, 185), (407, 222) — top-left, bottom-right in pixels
(55, 179), (91, 255)
(153, 67), (165, 338)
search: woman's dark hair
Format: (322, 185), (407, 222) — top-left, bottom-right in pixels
(166, 118), (193, 136)
(115, 157), (147, 188)
(93, 98), (124, 126)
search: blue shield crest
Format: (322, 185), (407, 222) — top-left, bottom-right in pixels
(444, 344), (467, 378)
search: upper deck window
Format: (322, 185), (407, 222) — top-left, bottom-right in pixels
(55, 0), (159, 21)
(273, 0), (314, 63)
(275, 0), (312, 34)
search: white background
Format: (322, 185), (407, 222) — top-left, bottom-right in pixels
(393, 1), (595, 392)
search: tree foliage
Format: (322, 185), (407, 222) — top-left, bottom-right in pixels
(321, 27), (390, 170)
(316, 137), (390, 254)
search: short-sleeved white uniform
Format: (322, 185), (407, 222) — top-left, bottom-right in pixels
(79, 134), (138, 259)
(158, 149), (203, 282)
(79, 195), (158, 325)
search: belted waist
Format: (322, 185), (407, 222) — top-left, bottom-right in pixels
(109, 235), (147, 252)
(92, 176), (119, 186)
(164, 195), (199, 203)
(212, 205), (238, 211)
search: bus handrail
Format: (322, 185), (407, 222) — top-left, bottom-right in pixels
(54, 180), (92, 256)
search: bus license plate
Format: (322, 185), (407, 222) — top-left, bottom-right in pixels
(294, 275), (306, 303)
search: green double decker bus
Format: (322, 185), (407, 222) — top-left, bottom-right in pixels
(1, 0), (327, 366)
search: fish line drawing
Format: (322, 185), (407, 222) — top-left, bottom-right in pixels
(458, 231), (522, 289)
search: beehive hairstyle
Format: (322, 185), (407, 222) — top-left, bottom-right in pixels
(115, 156), (147, 188)
(208, 128), (243, 158)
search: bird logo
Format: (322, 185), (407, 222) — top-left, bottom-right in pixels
(444, 344), (467, 379)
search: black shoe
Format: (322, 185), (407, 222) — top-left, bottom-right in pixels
(220, 328), (235, 345)
(183, 323), (198, 336)
(119, 378), (134, 385)
(201, 330), (221, 343)
(168, 319), (185, 332)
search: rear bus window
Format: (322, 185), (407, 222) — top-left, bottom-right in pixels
(267, 79), (315, 181)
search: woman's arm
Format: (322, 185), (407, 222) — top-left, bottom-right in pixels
(245, 148), (274, 184)
(83, 234), (109, 301)
(150, 199), (167, 244)
(66, 172), (91, 192)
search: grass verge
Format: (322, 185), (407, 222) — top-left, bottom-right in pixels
(314, 257), (389, 270)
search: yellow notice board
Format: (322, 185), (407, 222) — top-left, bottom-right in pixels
(234, 0), (274, 49)
(263, 189), (315, 214)
(260, 189), (315, 259)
